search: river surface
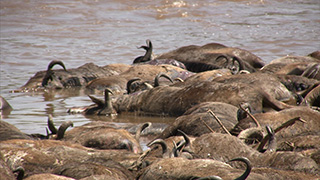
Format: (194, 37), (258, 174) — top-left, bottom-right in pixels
(1, 0), (319, 138)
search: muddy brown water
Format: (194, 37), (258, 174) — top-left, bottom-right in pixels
(0, 0), (319, 149)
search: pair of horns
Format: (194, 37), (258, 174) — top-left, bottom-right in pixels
(47, 114), (73, 140)
(42, 60), (67, 87)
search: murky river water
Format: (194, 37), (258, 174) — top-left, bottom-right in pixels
(0, 0), (319, 138)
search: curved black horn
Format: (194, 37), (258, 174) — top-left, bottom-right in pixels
(56, 121), (73, 140)
(177, 129), (190, 147)
(135, 122), (152, 141)
(47, 60), (67, 71)
(266, 125), (277, 152)
(126, 78), (141, 94)
(47, 114), (58, 134)
(231, 57), (245, 74)
(154, 73), (173, 87)
(147, 139), (168, 155)
(215, 55), (229, 64)
(228, 157), (252, 180)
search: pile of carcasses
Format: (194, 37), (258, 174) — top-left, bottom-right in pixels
(1, 40), (320, 179)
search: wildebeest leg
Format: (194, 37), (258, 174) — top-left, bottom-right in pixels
(208, 110), (231, 135)
(262, 91), (293, 111)
(238, 103), (260, 128)
(257, 117), (305, 152)
(265, 126), (277, 152)
(301, 63), (320, 79)
(301, 84), (320, 107)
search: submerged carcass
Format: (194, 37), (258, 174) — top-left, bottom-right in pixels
(17, 61), (131, 92)
(57, 121), (151, 153)
(0, 139), (137, 179)
(155, 42), (265, 73)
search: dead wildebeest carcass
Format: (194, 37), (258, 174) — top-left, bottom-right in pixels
(230, 106), (320, 164)
(113, 75), (293, 116)
(191, 132), (319, 174)
(230, 106), (320, 139)
(16, 60), (131, 92)
(138, 131), (320, 180)
(0, 117), (73, 141)
(261, 54), (320, 76)
(155, 42), (265, 73)
(212, 72), (309, 106)
(0, 139), (137, 179)
(11, 166), (75, 180)
(137, 156), (269, 180)
(157, 102), (240, 139)
(53, 120), (151, 154)
(85, 63), (193, 94)
(0, 120), (33, 141)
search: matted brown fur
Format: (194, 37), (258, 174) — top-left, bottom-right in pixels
(231, 106), (320, 138)
(113, 78), (292, 116)
(156, 43), (265, 69)
(86, 64), (193, 94)
(0, 139), (137, 178)
(18, 63), (131, 91)
(192, 133), (319, 174)
(62, 121), (143, 153)
(138, 157), (267, 180)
